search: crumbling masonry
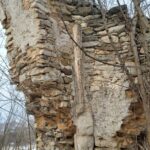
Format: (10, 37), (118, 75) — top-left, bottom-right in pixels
(0, 0), (147, 149)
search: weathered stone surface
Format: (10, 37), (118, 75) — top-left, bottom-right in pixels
(0, 1), (146, 150)
(125, 61), (137, 75)
(83, 27), (94, 35)
(108, 25), (125, 33)
(98, 25), (125, 36)
(101, 35), (119, 43)
(83, 41), (99, 47)
(0, 4), (6, 23)
(75, 135), (94, 150)
(77, 6), (92, 16)
(76, 111), (93, 136)
(95, 137), (117, 148)
(120, 36), (130, 42)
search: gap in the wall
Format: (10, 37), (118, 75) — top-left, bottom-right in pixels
(0, 23), (36, 150)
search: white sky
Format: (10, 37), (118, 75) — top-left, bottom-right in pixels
(0, 24), (6, 57)
(0, 23), (26, 122)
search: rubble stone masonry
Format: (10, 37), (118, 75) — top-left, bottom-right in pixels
(0, 0), (146, 149)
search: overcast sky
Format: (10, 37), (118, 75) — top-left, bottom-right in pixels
(0, 24), (6, 57)
(0, 23), (26, 122)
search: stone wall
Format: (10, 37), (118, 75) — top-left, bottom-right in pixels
(0, 0), (146, 150)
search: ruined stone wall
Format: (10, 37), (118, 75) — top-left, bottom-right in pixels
(0, 0), (146, 150)
(77, 11), (145, 149)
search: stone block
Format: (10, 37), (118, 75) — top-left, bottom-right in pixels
(120, 36), (130, 42)
(101, 35), (118, 43)
(95, 137), (117, 148)
(83, 27), (94, 35)
(76, 111), (93, 136)
(83, 41), (99, 48)
(74, 135), (94, 150)
(125, 61), (137, 76)
(108, 25), (125, 34)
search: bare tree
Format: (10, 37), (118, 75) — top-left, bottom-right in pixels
(0, 24), (35, 150)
